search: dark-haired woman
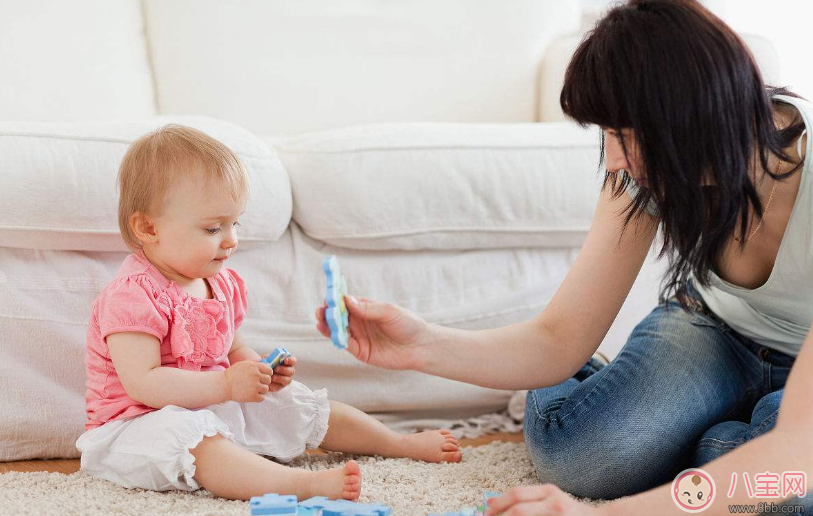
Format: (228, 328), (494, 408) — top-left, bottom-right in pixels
(316, 1), (812, 514)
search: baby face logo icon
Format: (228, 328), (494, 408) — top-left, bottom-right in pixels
(672, 468), (716, 512)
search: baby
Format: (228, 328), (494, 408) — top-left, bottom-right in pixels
(75, 125), (462, 501)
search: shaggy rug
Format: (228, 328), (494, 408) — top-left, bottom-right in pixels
(0, 441), (541, 516)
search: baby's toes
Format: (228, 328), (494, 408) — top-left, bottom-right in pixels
(441, 449), (463, 463)
(342, 460), (362, 501)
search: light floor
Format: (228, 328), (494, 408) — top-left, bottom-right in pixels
(0, 432), (525, 474)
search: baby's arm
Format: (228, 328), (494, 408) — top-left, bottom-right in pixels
(108, 331), (273, 408)
(227, 330), (261, 364)
(229, 331), (298, 392)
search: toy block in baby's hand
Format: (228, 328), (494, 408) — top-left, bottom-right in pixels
(249, 493), (298, 515)
(261, 347), (291, 371)
(323, 255), (350, 350)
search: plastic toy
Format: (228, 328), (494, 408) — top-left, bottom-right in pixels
(323, 255), (349, 350)
(261, 347), (291, 370)
(299, 496), (393, 516)
(427, 491), (502, 516)
(247, 495), (392, 516)
(250, 493), (298, 515)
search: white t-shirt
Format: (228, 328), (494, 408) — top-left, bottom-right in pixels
(625, 94), (812, 357)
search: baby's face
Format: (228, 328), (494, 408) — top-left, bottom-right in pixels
(149, 176), (246, 282)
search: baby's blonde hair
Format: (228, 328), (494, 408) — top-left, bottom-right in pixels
(117, 124), (249, 252)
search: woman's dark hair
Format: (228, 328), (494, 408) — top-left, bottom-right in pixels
(560, 0), (805, 306)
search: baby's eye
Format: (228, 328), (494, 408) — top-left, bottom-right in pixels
(233, 221), (241, 228)
(205, 228), (221, 234)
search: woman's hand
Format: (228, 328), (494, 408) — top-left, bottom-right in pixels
(485, 485), (608, 516)
(223, 360), (273, 402)
(267, 355), (296, 392)
(315, 296), (430, 371)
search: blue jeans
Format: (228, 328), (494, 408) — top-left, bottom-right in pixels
(524, 283), (810, 511)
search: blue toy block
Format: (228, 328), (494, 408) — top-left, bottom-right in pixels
(250, 493), (298, 515)
(483, 492), (501, 508)
(299, 497), (392, 516)
(299, 496), (330, 512)
(323, 255), (350, 350)
(261, 347), (291, 370)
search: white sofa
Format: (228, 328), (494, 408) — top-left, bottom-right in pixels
(0, 0), (779, 461)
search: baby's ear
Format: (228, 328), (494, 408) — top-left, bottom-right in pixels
(131, 212), (158, 243)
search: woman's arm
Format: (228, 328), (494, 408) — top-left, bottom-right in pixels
(331, 183), (658, 391)
(603, 328), (813, 516)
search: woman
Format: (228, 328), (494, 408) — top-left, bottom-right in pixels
(316, 1), (813, 514)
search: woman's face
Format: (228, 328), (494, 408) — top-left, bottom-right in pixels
(604, 128), (646, 185)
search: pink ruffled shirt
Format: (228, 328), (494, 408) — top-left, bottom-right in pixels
(84, 251), (247, 430)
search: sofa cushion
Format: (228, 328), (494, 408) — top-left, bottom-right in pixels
(0, 0), (156, 121)
(271, 122), (602, 251)
(0, 118), (292, 251)
(143, 0), (580, 135)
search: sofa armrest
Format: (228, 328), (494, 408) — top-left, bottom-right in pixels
(0, 117), (292, 251)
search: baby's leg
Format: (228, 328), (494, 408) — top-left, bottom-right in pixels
(320, 401), (462, 463)
(190, 434), (361, 501)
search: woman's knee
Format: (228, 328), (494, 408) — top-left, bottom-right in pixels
(524, 389), (670, 500)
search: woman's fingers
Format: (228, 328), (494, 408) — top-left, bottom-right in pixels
(344, 296), (390, 321)
(315, 305), (326, 323)
(486, 485), (557, 516)
(273, 366), (295, 378)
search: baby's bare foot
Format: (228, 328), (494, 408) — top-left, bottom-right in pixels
(400, 429), (462, 463)
(309, 460), (362, 501)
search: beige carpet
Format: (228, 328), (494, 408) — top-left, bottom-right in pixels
(0, 442), (540, 516)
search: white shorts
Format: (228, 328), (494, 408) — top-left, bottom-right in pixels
(76, 381), (330, 492)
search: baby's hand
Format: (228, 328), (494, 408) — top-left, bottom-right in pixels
(224, 361), (273, 402)
(268, 355), (297, 392)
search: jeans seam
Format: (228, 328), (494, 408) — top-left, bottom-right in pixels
(697, 437), (746, 448)
(556, 359), (619, 425)
(752, 409), (780, 437)
(528, 391), (551, 424)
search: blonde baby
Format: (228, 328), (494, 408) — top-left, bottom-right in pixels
(75, 125), (462, 501)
